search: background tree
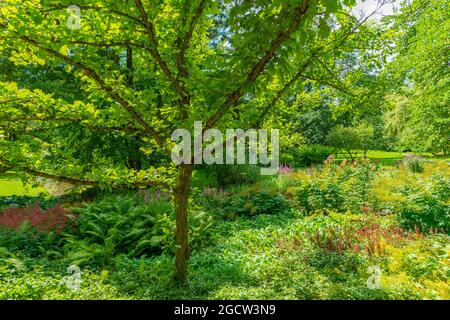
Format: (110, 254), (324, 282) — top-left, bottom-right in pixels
(381, 0), (449, 154)
(325, 123), (374, 160)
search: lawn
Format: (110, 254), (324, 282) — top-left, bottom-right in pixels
(0, 179), (49, 197)
(335, 150), (403, 166)
(334, 150), (450, 166)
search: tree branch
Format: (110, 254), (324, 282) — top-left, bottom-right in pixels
(205, 0), (311, 130)
(0, 156), (169, 189)
(16, 36), (165, 148)
(0, 98), (31, 104)
(0, 116), (145, 135)
(253, 8), (380, 126)
(41, 4), (146, 28)
(0, 116), (82, 123)
(176, 0), (207, 79)
(69, 40), (145, 49)
(302, 75), (356, 97)
(174, 0), (208, 119)
(254, 57), (314, 127)
(134, 0), (188, 99)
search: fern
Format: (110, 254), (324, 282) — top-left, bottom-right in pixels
(63, 193), (176, 266)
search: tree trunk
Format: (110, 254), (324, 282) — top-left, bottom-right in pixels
(127, 134), (142, 171)
(173, 163), (194, 284)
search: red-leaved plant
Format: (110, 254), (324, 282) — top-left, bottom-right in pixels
(0, 204), (72, 233)
(306, 222), (443, 256)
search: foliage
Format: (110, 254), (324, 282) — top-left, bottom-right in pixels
(60, 191), (214, 267)
(4, 211), (449, 300)
(382, 0), (450, 154)
(63, 193), (174, 266)
(0, 224), (66, 258)
(0, 258), (127, 300)
(0, 201), (72, 258)
(0, 0), (448, 292)
(325, 124), (375, 160)
(403, 155), (425, 173)
(0, 194), (57, 209)
(0, 0), (379, 187)
(399, 195), (449, 234)
(0, 203), (72, 233)
(200, 164), (261, 188)
(297, 106), (339, 145)
(1, 162), (449, 299)
(292, 160), (376, 214)
(283, 144), (333, 167)
(201, 185), (289, 219)
(296, 180), (345, 213)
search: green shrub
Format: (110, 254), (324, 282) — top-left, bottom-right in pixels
(296, 181), (344, 214)
(198, 164), (260, 188)
(0, 258), (127, 300)
(241, 188), (288, 217)
(202, 186), (289, 219)
(213, 164), (261, 188)
(0, 194), (58, 210)
(405, 158), (425, 173)
(340, 160), (376, 212)
(399, 194), (450, 234)
(396, 174), (450, 234)
(63, 192), (214, 267)
(429, 174), (450, 202)
(0, 223), (66, 258)
(0, 202), (72, 258)
(291, 160), (377, 214)
(283, 145), (333, 167)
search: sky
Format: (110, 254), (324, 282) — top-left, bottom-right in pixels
(352, 0), (403, 20)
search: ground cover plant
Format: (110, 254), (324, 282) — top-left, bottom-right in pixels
(0, 159), (449, 299)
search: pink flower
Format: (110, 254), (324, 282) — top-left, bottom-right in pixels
(279, 165), (293, 175)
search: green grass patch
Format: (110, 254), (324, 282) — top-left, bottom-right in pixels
(0, 179), (48, 197)
(334, 150), (403, 166)
(334, 150), (450, 166)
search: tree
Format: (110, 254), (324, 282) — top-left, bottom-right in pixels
(325, 123), (374, 160)
(298, 106), (338, 145)
(355, 123), (375, 158)
(382, 0), (450, 154)
(0, 0), (384, 283)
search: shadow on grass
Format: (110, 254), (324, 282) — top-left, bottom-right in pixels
(106, 251), (260, 299)
(101, 210), (404, 300)
(106, 212), (300, 299)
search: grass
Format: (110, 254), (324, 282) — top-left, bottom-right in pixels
(0, 179), (48, 197)
(419, 152), (450, 162)
(335, 150), (403, 166)
(334, 150), (450, 166)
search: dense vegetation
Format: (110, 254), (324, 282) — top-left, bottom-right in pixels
(1, 159), (449, 299)
(0, 0), (448, 300)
